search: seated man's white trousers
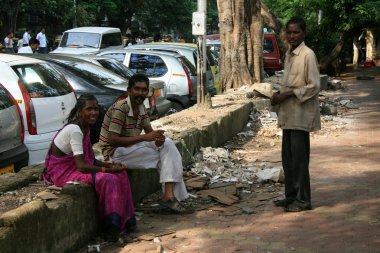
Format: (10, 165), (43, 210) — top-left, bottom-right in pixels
(112, 138), (188, 201)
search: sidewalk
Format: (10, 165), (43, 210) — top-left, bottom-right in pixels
(94, 66), (380, 253)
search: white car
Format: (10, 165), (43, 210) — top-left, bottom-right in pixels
(0, 54), (77, 165)
(51, 27), (124, 55)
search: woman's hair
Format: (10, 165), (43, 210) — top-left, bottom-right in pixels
(67, 94), (98, 123)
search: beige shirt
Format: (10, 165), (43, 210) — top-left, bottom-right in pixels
(278, 42), (321, 132)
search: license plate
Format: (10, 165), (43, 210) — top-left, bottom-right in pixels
(0, 164), (15, 175)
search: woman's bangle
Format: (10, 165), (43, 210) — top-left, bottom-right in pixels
(101, 166), (107, 173)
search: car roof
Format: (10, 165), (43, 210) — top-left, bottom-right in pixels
(66, 54), (115, 61)
(101, 49), (181, 57)
(128, 44), (195, 52)
(20, 53), (90, 64)
(0, 54), (45, 65)
(63, 27), (121, 34)
(151, 42), (197, 48)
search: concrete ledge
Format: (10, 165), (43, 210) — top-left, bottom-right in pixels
(175, 102), (252, 165)
(0, 164), (43, 193)
(127, 169), (160, 204)
(0, 184), (98, 253)
(0, 100), (254, 253)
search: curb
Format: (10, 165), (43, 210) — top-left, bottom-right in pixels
(0, 100), (253, 253)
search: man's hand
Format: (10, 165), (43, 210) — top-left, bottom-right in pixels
(155, 135), (165, 147)
(270, 91), (294, 105)
(144, 130), (165, 142)
(270, 91), (282, 105)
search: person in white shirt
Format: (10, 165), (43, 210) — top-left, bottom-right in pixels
(22, 28), (32, 46)
(4, 32), (15, 54)
(18, 38), (40, 54)
(36, 27), (48, 53)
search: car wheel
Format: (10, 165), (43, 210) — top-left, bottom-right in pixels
(166, 102), (184, 115)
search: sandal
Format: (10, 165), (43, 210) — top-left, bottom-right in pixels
(159, 197), (194, 214)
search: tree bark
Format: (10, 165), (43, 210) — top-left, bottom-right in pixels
(217, 0), (262, 92)
(320, 32), (346, 72)
(250, 0), (263, 82)
(260, 3), (283, 35)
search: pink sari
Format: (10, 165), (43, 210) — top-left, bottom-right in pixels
(44, 127), (135, 232)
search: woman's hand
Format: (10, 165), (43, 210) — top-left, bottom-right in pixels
(109, 162), (127, 173)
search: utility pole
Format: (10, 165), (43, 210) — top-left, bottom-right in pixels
(192, 0), (211, 107)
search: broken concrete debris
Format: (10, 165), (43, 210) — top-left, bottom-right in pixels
(191, 147), (256, 185)
(255, 167), (284, 183)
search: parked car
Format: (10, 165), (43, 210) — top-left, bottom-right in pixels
(0, 54), (77, 165)
(206, 34), (283, 74)
(57, 54), (171, 118)
(0, 83), (29, 174)
(98, 49), (197, 113)
(262, 33), (283, 74)
(126, 43), (217, 95)
(50, 27), (124, 55)
(26, 54), (167, 143)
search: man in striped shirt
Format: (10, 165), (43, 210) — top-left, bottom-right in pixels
(99, 74), (189, 213)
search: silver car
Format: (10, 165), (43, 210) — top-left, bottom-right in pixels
(0, 83), (29, 174)
(98, 49), (197, 113)
(127, 43), (217, 96)
(60, 54), (172, 118)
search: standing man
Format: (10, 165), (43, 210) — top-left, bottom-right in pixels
(18, 38), (40, 54)
(36, 27), (48, 53)
(271, 16), (320, 212)
(4, 32), (15, 54)
(99, 74), (190, 214)
(22, 28), (32, 46)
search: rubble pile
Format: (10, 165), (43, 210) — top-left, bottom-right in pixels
(188, 109), (284, 187)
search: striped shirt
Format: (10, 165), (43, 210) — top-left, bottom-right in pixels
(99, 95), (151, 160)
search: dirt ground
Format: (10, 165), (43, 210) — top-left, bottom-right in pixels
(74, 69), (364, 252)
(1, 66), (376, 253)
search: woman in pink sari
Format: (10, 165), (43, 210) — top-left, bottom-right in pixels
(44, 95), (135, 242)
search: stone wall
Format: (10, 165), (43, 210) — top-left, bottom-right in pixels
(0, 101), (253, 253)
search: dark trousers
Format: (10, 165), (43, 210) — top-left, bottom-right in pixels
(282, 129), (311, 204)
(38, 47), (48, 53)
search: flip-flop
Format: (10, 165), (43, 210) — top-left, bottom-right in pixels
(159, 197), (194, 214)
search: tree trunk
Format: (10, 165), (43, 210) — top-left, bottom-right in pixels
(366, 29), (375, 61)
(260, 3), (283, 35)
(250, 0), (263, 82)
(320, 32), (346, 72)
(217, 0), (262, 92)
(352, 37), (359, 65)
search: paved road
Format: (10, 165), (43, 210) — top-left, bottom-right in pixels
(99, 66), (380, 253)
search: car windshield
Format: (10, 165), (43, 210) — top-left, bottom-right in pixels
(60, 32), (100, 48)
(12, 63), (72, 98)
(97, 59), (134, 79)
(263, 38), (274, 53)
